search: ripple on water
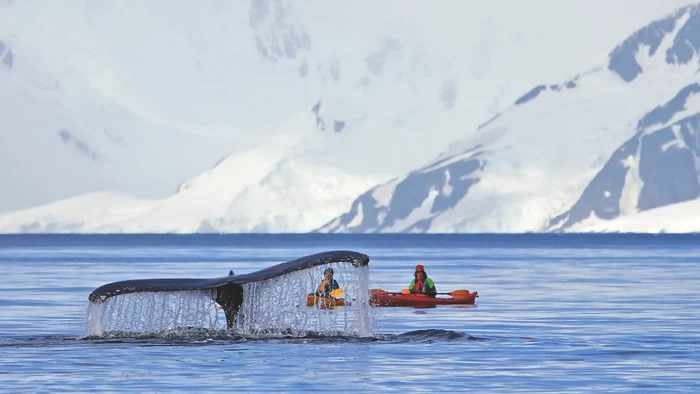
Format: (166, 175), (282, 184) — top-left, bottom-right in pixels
(1, 235), (700, 392)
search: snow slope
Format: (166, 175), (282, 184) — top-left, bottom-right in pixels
(569, 197), (700, 233)
(318, 3), (700, 234)
(0, 113), (378, 233)
(550, 83), (700, 232)
(200, 159), (378, 233)
(0, 1), (246, 212)
(1, 0), (697, 215)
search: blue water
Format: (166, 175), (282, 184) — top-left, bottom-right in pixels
(1, 233), (699, 393)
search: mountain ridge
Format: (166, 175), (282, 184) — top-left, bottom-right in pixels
(317, 2), (700, 234)
(2, 1), (700, 232)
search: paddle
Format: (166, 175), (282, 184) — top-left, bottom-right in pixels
(438, 290), (473, 299)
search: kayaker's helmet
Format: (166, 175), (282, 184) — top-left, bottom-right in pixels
(324, 267), (334, 276)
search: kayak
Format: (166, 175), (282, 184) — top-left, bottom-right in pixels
(305, 288), (478, 309)
(369, 288), (478, 307)
(306, 293), (350, 309)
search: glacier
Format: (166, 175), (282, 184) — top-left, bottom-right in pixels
(1, 0), (700, 233)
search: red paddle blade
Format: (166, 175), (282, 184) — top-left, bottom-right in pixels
(448, 290), (471, 298)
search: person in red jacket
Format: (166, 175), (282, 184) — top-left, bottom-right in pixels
(408, 264), (437, 296)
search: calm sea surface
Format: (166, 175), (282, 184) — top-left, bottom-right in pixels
(1, 233), (699, 393)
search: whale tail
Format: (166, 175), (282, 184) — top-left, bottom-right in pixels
(87, 250), (370, 330)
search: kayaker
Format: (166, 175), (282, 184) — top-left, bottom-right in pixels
(316, 267), (340, 298)
(409, 264), (437, 296)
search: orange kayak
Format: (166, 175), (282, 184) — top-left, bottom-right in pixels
(369, 288), (478, 307)
(306, 293), (349, 309)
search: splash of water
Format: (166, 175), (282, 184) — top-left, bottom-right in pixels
(82, 262), (376, 338)
(354, 265), (375, 337)
(233, 262), (375, 337)
(82, 289), (219, 337)
(83, 301), (104, 337)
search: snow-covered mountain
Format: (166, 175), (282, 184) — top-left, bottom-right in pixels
(1, 0), (698, 232)
(318, 3), (700, 234)
(0, 1), (245, 212)
(0, 113), (377, 233)
(553, 84), (700, 232)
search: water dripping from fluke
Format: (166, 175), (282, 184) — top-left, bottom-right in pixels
(81, 250), (376, 340)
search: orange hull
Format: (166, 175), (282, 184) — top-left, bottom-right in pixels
(369, 288), (478, 307)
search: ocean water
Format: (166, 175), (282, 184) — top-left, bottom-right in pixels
(1, 233), (699, 393)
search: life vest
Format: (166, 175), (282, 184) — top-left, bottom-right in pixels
(412, 279), (425, 293)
